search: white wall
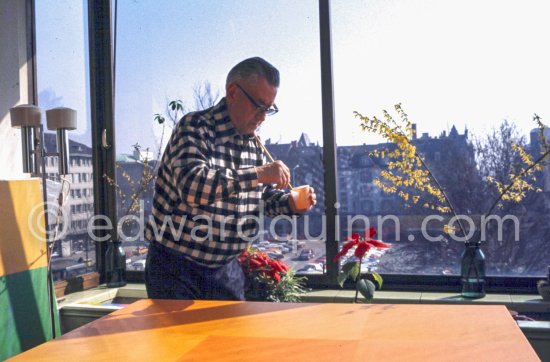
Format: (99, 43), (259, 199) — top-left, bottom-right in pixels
(0, 0), (32, 179)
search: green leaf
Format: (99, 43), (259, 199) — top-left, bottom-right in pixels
(337, 273), (348, 288)
(357, 279), (376, 301)
(154, 114), (165, 124)
(371, 271), (383, 289)
(342, 261), (360, 281)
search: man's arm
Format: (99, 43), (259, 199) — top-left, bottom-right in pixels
(262, 185), (317, 216)
(168, 118), (292, 207)
(262, 185), (294, 217)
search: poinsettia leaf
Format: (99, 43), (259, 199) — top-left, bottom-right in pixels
(337, 273), (348, 287)
(342, 261), (360, 281)
(371, 271), (383, 289)
(357, 279), (376, 301)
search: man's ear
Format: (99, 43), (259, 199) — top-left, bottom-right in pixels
(226, 82), (237, 102)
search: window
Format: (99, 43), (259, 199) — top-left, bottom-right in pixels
(35, 0), (96, 282)
(114, 0), (325, 274)
(333, 0), (550, 277)
(35, 1), (548, 291)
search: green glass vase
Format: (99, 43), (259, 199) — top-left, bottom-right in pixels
(460, 243), (486, 298)
(105, 241), (127, 288)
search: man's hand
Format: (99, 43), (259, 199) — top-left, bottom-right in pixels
(289, 186), (317, 213)
(256, 160), (290, 189)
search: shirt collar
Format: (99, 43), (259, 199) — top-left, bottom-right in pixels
(214, 97), (252, 146)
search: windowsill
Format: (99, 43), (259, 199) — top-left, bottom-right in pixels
(303, 289), (549, 314)
(58, 283), (548, 314)
(58, 284), (550, 333)
(57, 283), (146, 310)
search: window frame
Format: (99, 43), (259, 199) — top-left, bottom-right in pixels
(88, 0), (117, 283)
(78, 0), (539, 293)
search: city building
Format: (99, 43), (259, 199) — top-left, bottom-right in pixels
(43, 133), (95, 279)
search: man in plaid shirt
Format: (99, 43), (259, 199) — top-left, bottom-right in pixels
(145, 57), (316, 300)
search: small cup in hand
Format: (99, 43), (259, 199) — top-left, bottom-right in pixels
(291, 185), (311, 210)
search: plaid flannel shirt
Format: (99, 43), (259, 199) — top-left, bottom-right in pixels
(145, 97), (293, 267)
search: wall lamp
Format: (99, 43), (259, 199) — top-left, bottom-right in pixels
(10, 104), (77, 176)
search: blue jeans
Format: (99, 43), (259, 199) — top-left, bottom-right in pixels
(145, 241), (245, 301)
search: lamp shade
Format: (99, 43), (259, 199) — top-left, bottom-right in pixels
(9, 105), (42, 128)
(46, 107), (77, 130)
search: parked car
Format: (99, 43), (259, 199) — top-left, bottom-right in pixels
(315, 254), (326, 265)
(266, 244), (284, 254)
(278, 244), (292, 254)
(282, 242), (295, 253)
(267, 252), (284, 260)
(297, 263), (323, 274)
(132, 259), (146, 270)
(298, 248), (315, 261)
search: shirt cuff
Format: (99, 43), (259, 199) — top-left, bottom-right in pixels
(280, 193), (295, 215)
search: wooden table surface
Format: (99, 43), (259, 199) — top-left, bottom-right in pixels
(11, 299), (539, 361)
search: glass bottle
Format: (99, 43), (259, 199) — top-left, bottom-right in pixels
(105, 241), (127, 288)
(460, 243), (486, 298)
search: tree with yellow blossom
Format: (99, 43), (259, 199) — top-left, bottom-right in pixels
(355, 104), (549, 241)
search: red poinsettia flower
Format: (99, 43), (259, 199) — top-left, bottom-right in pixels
(269, 260), (287, 273)
(333, 227), (391, 262)
(238, 246), (307, 302)
(354, 241), (371, 259)
(271, 270), (281, 283)
(333, 234), (360, 262)
(366, 227), (377, 239)
(249, 258), (262, 268)
(239, 247), (292, 285)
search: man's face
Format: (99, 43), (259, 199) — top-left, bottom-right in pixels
(226, 77), (278, 136)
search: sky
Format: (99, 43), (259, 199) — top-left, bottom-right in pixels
(35, 0), (90, 146)
(35, 0), (550, 155)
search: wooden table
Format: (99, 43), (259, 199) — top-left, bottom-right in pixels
(11, 299), (539, 361)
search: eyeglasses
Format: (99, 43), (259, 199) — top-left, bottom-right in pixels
(235, 83), (279, 116)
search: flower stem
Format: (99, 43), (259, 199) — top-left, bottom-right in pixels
(414, 149), (468, 241)
(354, 258), (362, 303)
(485, 149), (550, 217)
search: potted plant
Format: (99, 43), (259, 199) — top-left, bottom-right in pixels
(238, 247), (307, 302)
(334, 227), (391, 302)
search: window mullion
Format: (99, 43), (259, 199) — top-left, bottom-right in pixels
(319, 0), (340, 286)
(88, 0), (117, 284)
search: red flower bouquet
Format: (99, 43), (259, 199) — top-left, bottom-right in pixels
(334, 227), (391, 302)
(238, 247), (307, 302)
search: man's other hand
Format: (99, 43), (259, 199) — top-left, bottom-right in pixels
(256, 160), (290, 189)
(289, 186), (317, 213)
